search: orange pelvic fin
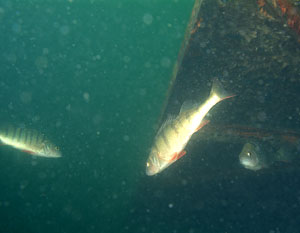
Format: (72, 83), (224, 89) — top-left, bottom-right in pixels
(169, 152), (178, 162)
(170, 150), (187, 162)
(22, 149), (35, 154)
(177, 150), (187, 160)
(195, 120), (210, 132)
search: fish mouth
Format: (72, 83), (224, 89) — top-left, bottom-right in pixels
(240, 158), (256, 168)
(146, 168), (156, 176)
(146, 165), (159, 176)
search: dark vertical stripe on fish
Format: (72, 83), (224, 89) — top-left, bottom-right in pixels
(11, 127), (16, 141)
(28, 130), (33, 145)
(32, 131), (37, 146)
(155, 140), (160, 152)
(38, 133), (44, 144)
(34, 131), (39, 146)
(154, 144), (159, 152)
(25, 130), (30, 145)
(4, 127), (9, 137)
(15, 128), (20, 142)
(22, 129), (26, 143)
(19, 128), (23, 143)
(172, 122), (180, 135)
(185, 112), (193, 124)
(170, 126), (179, 140)
(6, 127), (10, 138)
(162, 131), (170, 148)
(23, 129), (28, 144)
(178, 118), (185, 129)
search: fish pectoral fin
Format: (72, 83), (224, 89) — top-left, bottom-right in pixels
(195, 120), (210, 132)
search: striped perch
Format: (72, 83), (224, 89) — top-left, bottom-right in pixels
(0, 126), (61, 158)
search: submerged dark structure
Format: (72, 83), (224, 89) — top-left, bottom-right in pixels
(129, 1), (300, 232)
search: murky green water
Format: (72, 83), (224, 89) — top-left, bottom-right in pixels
(0, 1), (193, 232)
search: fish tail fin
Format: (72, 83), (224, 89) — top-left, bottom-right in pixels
(210, 78), (235, 101)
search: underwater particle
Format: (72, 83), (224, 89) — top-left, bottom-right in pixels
(123, 135), (130, 141)
(168, 203), (174, 208)
(144, 62), (151, 68)
(143, 13), (153, 25)
(83, 92), (90, 103)
(6, 53), (17, 63)
(160, 57), (171, 68)
(66, 104), (71, 111)
(257, 111), (267, 121)
(123, 56), (131, 63)
(12, 23), (21, 33)
(56, 120), (62, 127)
(60, 25), (70, 35)
(4, 201), (10, 207)
(35, 56), (48, 70)
(20, 180), (29, 190)
(138, 88), (146, 96)
(258, 79), (264, 85)
(42, 48), (49, 55)
(223, 70), (229, 77)
(20, 91), (32, 104)
(200, 41), (207, 48)
(31, 160), (38, 166)
(8, 102), (13, 110)
(38, 172), (47, 179)
(257, 95), (265, 104)
(92, 114), (102, 125)
(32, 115), (40, 122)
(93, 54), (101, 60)
(181, 179), (188, 186)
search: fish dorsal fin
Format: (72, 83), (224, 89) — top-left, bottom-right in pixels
(179, 101), (198, 115)
(156, 115), (176, 136)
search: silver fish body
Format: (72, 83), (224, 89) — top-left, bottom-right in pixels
(0, 126), (61, 158)
(146, 79), (234, 176)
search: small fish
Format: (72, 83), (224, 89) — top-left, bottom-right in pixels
(146, 79), (234, 176)
(0, 126), (61, 158)
(239, 142), (269, 171)
(239, 141), (296, 171)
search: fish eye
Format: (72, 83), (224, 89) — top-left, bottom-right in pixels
(146, 162), (150, 167)
(247, 152), (251, 157)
